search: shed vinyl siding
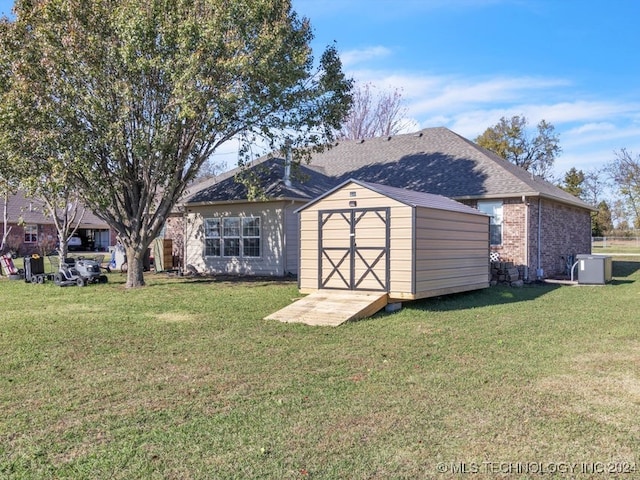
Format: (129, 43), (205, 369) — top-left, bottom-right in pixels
(185, 202), (287, 276)
(298, 184), (407, 293)
(299, 180), (490, 301)
(410, 207), (489, 300)
(387, 205), (414, 297)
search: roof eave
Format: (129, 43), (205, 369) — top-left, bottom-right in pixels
(453, 192), (596, 211)
(185, 196), (309, 208)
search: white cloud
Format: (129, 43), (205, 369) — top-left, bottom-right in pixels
(347, 70), (640, 145)
(565, 122), (616, 135)
(343, 68), (640, 187)
(348, 71), (570, 117)
(340, 46), (392, 68)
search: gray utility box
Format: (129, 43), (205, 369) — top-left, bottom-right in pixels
(575, 254), (612, 285)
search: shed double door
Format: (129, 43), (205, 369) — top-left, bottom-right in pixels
(318, 207), (390, 291)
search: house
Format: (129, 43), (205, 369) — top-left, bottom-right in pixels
(181, 158), (334, 276)
(180, 127), (594, 280)
(0, 190), (115, 256)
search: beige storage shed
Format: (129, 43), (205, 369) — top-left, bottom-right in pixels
(297, 179), (490, 302)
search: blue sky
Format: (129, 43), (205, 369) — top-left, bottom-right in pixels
(2, 0), (638, 188)
(293, 0), (640, 184)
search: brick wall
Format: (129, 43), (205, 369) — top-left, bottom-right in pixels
(1, 223), (117, 256)
(498, 198), (527, 267)
(1, 223), (58, 256)
(463, 197), (592, 279)
(535, 199), (592, 277)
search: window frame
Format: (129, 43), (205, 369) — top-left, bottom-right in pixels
(204, 215), (261, 258)
(204, 218), (221, 257)
(242, 217), (261, 257)
(477, 200), (503, 246)
(24, 224), (38, 244)
(222, 217), (241, 257)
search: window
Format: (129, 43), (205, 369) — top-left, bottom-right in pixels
(242, 217), (261, 257)
(222, 217), (240, 257)
(24, 225), (38, 243)
(204, 218), (221, 256)
(477, 201), (503, 245)
(204, 216), (261, 258)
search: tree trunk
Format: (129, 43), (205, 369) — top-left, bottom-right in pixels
(57, 234), (69, 270)
(1, 193), (11, 254)
(125, 245), (146, 288)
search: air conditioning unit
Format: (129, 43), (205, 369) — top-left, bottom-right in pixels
(575, 254), (612, 285)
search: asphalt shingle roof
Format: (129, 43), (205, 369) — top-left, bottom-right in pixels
(1, 190), (109, 227)
(184, 127), (593, 210)
(185, 157), (335, 204)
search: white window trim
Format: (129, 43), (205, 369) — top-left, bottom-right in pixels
(477, 200), (503, 246)
(242, 217), (261, 258)
(204, 216), (261, 258)
(24, 224), (38, 244)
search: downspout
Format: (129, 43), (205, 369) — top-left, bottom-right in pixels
(537, 197), (543, 279)
(523, 195), (529, 281)
(182, 208), (187, 274)
(283, 145), (292, 276)
(283, 199), (295, 277)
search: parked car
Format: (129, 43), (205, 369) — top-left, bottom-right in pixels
(68, 236), (83, 251)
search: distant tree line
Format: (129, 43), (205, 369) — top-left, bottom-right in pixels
(473, 114), (640, 237)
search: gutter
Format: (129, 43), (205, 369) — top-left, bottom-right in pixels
(184, 196), (309, 208)
(454, 192), (596, 212)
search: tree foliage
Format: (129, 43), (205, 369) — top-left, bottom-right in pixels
(0, 0), (352, 287)
(608, 148), (640, 228)
(34, 186), (87, 268)
(561, 167), (585, 198)
(337, 82), (408, 140)
(559, 166), (614, 236)
(610, 199), (631, 231)
(475, 115), (561, 180)
(581, 168), (608, 207)
(592, 200), (613, 236)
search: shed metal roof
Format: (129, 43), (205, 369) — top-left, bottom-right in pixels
(297, 178), (488, 217)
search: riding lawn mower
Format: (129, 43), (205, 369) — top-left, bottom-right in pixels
(54, 257), (108, 287)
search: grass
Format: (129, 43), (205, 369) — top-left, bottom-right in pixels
(1, 262), (640, 479)
(592, 244), (640, 254)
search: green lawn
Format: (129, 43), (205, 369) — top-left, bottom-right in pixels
(1, 262), (639, 479)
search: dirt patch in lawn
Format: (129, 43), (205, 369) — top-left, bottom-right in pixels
(154, 312), (201, 323)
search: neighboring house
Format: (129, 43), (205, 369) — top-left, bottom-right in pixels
(180, 127), (594, 279)
(0, 190), (115, 256)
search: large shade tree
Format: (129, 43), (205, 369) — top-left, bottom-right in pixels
(608, 148), (640, 228)
(0, 0), (352, 287)
(475, 115), (561, 181)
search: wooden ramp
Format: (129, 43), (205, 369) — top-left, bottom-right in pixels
(265, 291), (388, 326)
